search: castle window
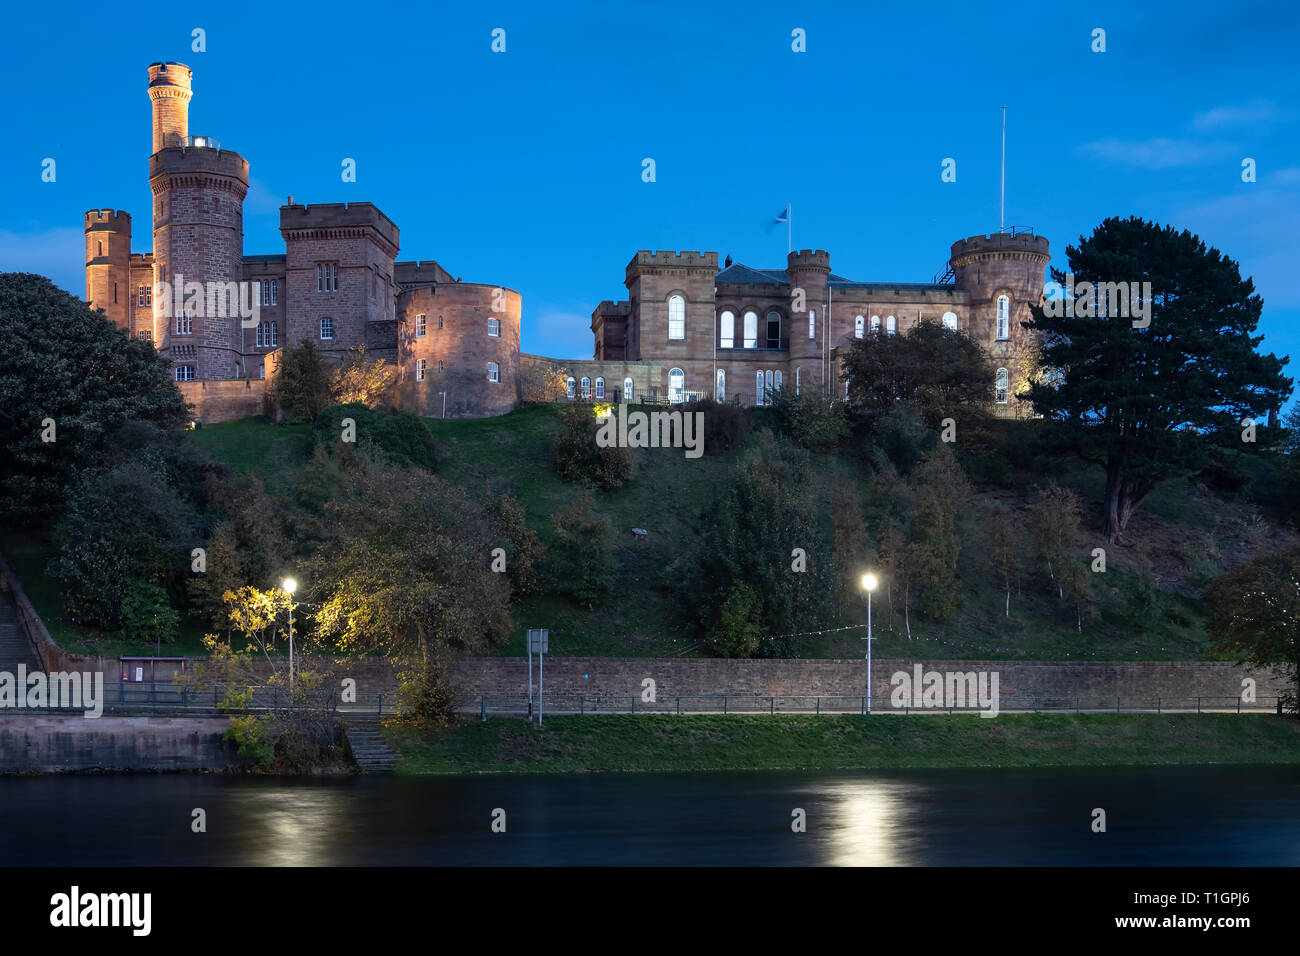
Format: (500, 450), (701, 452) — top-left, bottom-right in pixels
(261, 279), (277, 306)
(113, 283), (118, 304)
(438, 360), (444, 372)
(996, 296), (1010, 340)
(438, 315), (444, 330)
(255, 321), (278, 347)
(855, 315), (865, 338)
(488, 318), (501, 338)
(755, 370), (764, 405)
(995, 367), (1009, 403)
(795, 368), (801, 395)
(623, 377), (634, 402)
(886, 315), (897, 335)
(774, 369), (782, 394)
(138, 284), (153, 307)
(871, 315), (881, 333)
(581, 376), (591, 398)
(809, 309), (816, 340)
(316, 263), (338, 292)
(175, 365), (195, 382)
(716, 368), (725, 402)
(488, 362), (500, 383)
(416, 358), (426, 381)
(943, 311), (958, 330)
(175, 311), (193, 335)
(668, 294), (686, 340)
(415, 314), (427, 337)
(669, 368), (684, 404)
(138, 330), (152, 343)
(320, 317), (334, 340)
(255, 323), (263, 348)
(743, 311), (758, 349)
(595, 377), (605, 399)
(97, 241), (103, 257)
(720, 310), (735, 349)
(566, 376), (575, 399)
(766, 312), (782, 349)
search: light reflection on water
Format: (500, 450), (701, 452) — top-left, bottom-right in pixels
(5, 766), (1300, 866)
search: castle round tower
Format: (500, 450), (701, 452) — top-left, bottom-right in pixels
(787, 249), (830, 391)
(84, 209), (131, 330)
(148, 62), (192, 153)
(950, 232), (1050, 356)
(148, 62), (249, 380)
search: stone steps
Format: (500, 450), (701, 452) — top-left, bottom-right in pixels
(0, 597), (39, 672)
(344, 722), (398, 773)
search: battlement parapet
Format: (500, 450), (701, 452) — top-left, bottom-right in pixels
(626, 250), (718, 282)
(84, 209), (131, 230)
(950, 232), (1050, 260)
(787, 249), (831, 272)
(280, 201), (399, 252)
(149, 147), (250, 185)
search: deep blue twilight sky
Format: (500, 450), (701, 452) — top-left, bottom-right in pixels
(1, 0), (1297, 390)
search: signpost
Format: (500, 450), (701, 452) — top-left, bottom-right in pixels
(527, 629), (549, 726)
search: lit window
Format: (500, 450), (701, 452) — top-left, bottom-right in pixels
(415, 314), (427, 337)
(623, 377), (634, 402)
(716, 368), (725, 402)
(668, 295), (685, 340)
(855, 315), (865, 338)
(566, 376), (575, 399)
(669, 368), (684, 403)
(320, 317), (334, 340)
(416, 358), (426, 381)
(995, 368), (1009, 403)
(595, 376), (605, 398)
(755, 370), (764, 405)
(943, 311), (958, 330)
(175, 365), (195, 382)
(720, 310), (735, 349)
(886, 315), (897, 335)
(809, 309), (816, 339)
(488, 362), (500, 383)
(871, 315), (880, 333)
(743, 311), (758, 349)
(488, 318), (501, 337)
(138, 330), (152, 343)
(581, 376), (591, 398)
(996, 296), (1010, 340)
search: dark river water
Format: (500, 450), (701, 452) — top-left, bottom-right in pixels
(5, 765), (1300, 865)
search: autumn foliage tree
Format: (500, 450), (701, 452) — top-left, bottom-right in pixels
(1206, 549), (1300, 713)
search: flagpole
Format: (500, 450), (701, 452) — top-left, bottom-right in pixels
(1000, 106), (1006, 234)
(787, 203), (792, 254)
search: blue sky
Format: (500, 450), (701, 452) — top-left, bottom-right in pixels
(2, 0), (1297, 394)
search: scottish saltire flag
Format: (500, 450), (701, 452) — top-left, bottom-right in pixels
(773, 204), (790, 224)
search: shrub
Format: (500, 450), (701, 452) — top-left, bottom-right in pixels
(272, 339), (333, 422)
(119, 578), (179, 646)
(312, 403), (439, 471)
(553, 403), (632, 489)
(692, 398), (751, 455)
(546, 491), (614, 606)
(768, 389), (849, 451)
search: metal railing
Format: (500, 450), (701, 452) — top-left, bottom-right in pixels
(471, 693), (1287, 720)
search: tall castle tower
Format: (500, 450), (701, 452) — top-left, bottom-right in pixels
(786, 249), (830, 392)
(147, 61), (250, 380)
(84, 209), (132, 331)
(949, 232), (1050, 379)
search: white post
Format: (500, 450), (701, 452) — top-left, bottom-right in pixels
(526, 636), (533, 721)
(866, 591), (872, 714)
(288, 600), (294, 690)
(539, 644), (544, 727)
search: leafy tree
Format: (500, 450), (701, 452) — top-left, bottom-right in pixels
(692, 397), (751, 454)
(519, 362), (570, 403)
(120, 578), (180, 648)
(553, 403), (632, 489)
(313, 403), (439, 471)
(842, 320), (994, 429)
(308, 458), (513, 660)
(330, 346), (396, 407)
(1023, 216), (1292, 542)
(1027, 482), (1082, 599)
(769, 388), (850, 451)
(272, 339), (333, 422)
(703, 583), (763, 658)
(1206, 549), (1300, 713)
(487, 492), (543, 596)
(987, 506), (1020, 618)
(546, 491), (615, 606)
(0, 273), (188, 519)
(830, 483), (874, 619)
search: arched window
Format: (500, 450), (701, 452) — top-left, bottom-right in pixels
(796, 367), (802, 396)
(766, 311), (782, 349)
(886, 315), (897, 335)
(774, 369), (782, 394)
(870, 315), (881, 333)
(755, 370), (764, 405)
(566, 376), (575, 399)
(581, 376), (591, 398)
(668, 294), (686, 340)
(716, 368), (725, 402)
(256, 323), (264, 348)
(720, 310), (735, 349)
(623, 377), (634, 402)
(743, 311), (758, 349)
(942, 311), (958, 330)
(855, 315), (865, 338)
(995, 367), (1009, 404)
(669, 368), (685, 403)
(996, 296), (1010, 340)
(595, 376), (605, 399)
(765, 370), (774, 405)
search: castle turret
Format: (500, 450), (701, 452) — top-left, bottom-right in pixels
(148, 62), (192, 153)
(84, 209), (131, 330)
(949, 232), (1050, 356)
(786, 249), (830, 391)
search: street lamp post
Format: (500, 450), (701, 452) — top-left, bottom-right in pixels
(861, 573), (878, 714)
(282, 578), (297, 688)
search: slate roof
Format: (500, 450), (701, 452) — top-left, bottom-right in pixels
(716, 261), (951, 291)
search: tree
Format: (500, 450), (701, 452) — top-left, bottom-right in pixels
(0, 273), (188, 519)
(1023, 216), (1292, 542)
(769, 388), (849, 451)
(313, 403), (439, 470)
(487, 491), (543, 596)
(987, 506), (1020, 618)
(553, 403), (632, 489)
(842, 320), (994, 429)
(330, 346), (396, 407)
(308, 458), (513, 660)
(546, 491), (615, 606)
(830, 483), (874, 619)
(1027, 482), (1082, 599)
(1206, 549), (1300, 713)
(704, 583), (763, 658)
(519, 361), (570, 404)
(272, 339), (333, 422)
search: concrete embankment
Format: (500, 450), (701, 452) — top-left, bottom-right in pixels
(0, 715), (237, 774)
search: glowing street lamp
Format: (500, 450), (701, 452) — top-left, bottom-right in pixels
(282, 580), (297, 686)
(861, 573), (878, 714)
